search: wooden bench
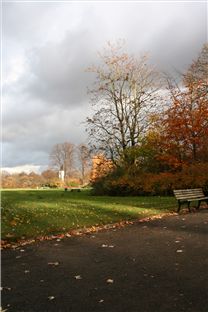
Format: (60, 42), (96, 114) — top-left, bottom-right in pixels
(64, 187), (81, 192)
(173, 188), (208, 213)
(70, 188), (81, 192)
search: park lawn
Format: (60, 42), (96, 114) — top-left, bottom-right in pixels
(1, 189), (177, 243)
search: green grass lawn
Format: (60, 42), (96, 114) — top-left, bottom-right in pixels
(1, 189), (177, 243)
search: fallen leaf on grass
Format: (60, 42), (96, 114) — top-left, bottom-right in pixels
(2, 212), (177, 250)
(24, 270), (30, 274)
(99, 299), (104, 303)
(106, 279), (114, 284)
(74, 275), (82, 280)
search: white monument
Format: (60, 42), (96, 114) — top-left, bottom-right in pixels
(58, 170), (65, 181)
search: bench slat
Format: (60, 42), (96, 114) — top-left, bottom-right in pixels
(173, 189), (204, 200)
(175, 194), (204, 200)
(174, 190), (202, 194)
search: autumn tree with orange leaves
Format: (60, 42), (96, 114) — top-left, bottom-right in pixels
(156, 44), (208, 169)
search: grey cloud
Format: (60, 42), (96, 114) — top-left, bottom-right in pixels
(27, 31), (95, 107)
(3, 106), (89, 167)
(3, 1), (207, 169)
(25, 2), (207, 108)
(3, 2), (55, 43)
(148, 4), (207, 73)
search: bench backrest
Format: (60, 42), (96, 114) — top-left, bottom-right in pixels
(173, 188), (204, 200)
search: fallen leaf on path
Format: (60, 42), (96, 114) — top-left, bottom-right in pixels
(48, 262), (59, 266)
(5, 233), (14, 238)
(101, 244), (115, 248)
(48, 296), (55, 300)
(1, 287), (11, 291)
(176, 250), (183, 253)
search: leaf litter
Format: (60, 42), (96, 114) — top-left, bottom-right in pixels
(1, 212), (176, 249)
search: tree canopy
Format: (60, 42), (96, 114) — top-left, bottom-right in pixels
(86, 41), (161, 164)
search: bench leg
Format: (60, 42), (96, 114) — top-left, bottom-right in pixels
(187, 202), (191, 213)
(177, 201), (181, 213)
(196, 200), (201, 210)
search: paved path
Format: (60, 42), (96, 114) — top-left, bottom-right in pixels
(2, 209), (208, 312)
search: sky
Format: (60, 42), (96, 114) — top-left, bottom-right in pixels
(2, 0), (207, 173)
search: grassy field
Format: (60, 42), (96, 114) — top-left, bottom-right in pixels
(1, 189), (177, 243)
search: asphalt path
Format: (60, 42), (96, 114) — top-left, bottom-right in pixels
(1, 209), (208, 312)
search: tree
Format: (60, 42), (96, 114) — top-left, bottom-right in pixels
(77, 144), (91, 184)
(185, 43), (208, 85)
(50, 142), (75, 179)
(91, 154), (114, 182)
(160, 44), (208, 167)
(86, 41), (161, 165)
(41, 169), (59, 186)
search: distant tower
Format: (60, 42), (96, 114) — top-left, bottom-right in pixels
(58, 165), (65, 182)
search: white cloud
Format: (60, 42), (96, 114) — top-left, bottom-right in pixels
(2, 165), (47, 174)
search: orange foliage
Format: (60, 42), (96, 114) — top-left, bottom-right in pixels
(90, 154), (114, 182)
(93, 163), (208, 196)
(158, 79), (208, 168)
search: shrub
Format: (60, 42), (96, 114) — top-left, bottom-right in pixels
(91, 162), (208, 196)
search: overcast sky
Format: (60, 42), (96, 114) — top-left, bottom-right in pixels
(2, 0), (207, 172)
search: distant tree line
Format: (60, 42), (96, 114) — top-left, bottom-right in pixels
(2, 143), (92, 189)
